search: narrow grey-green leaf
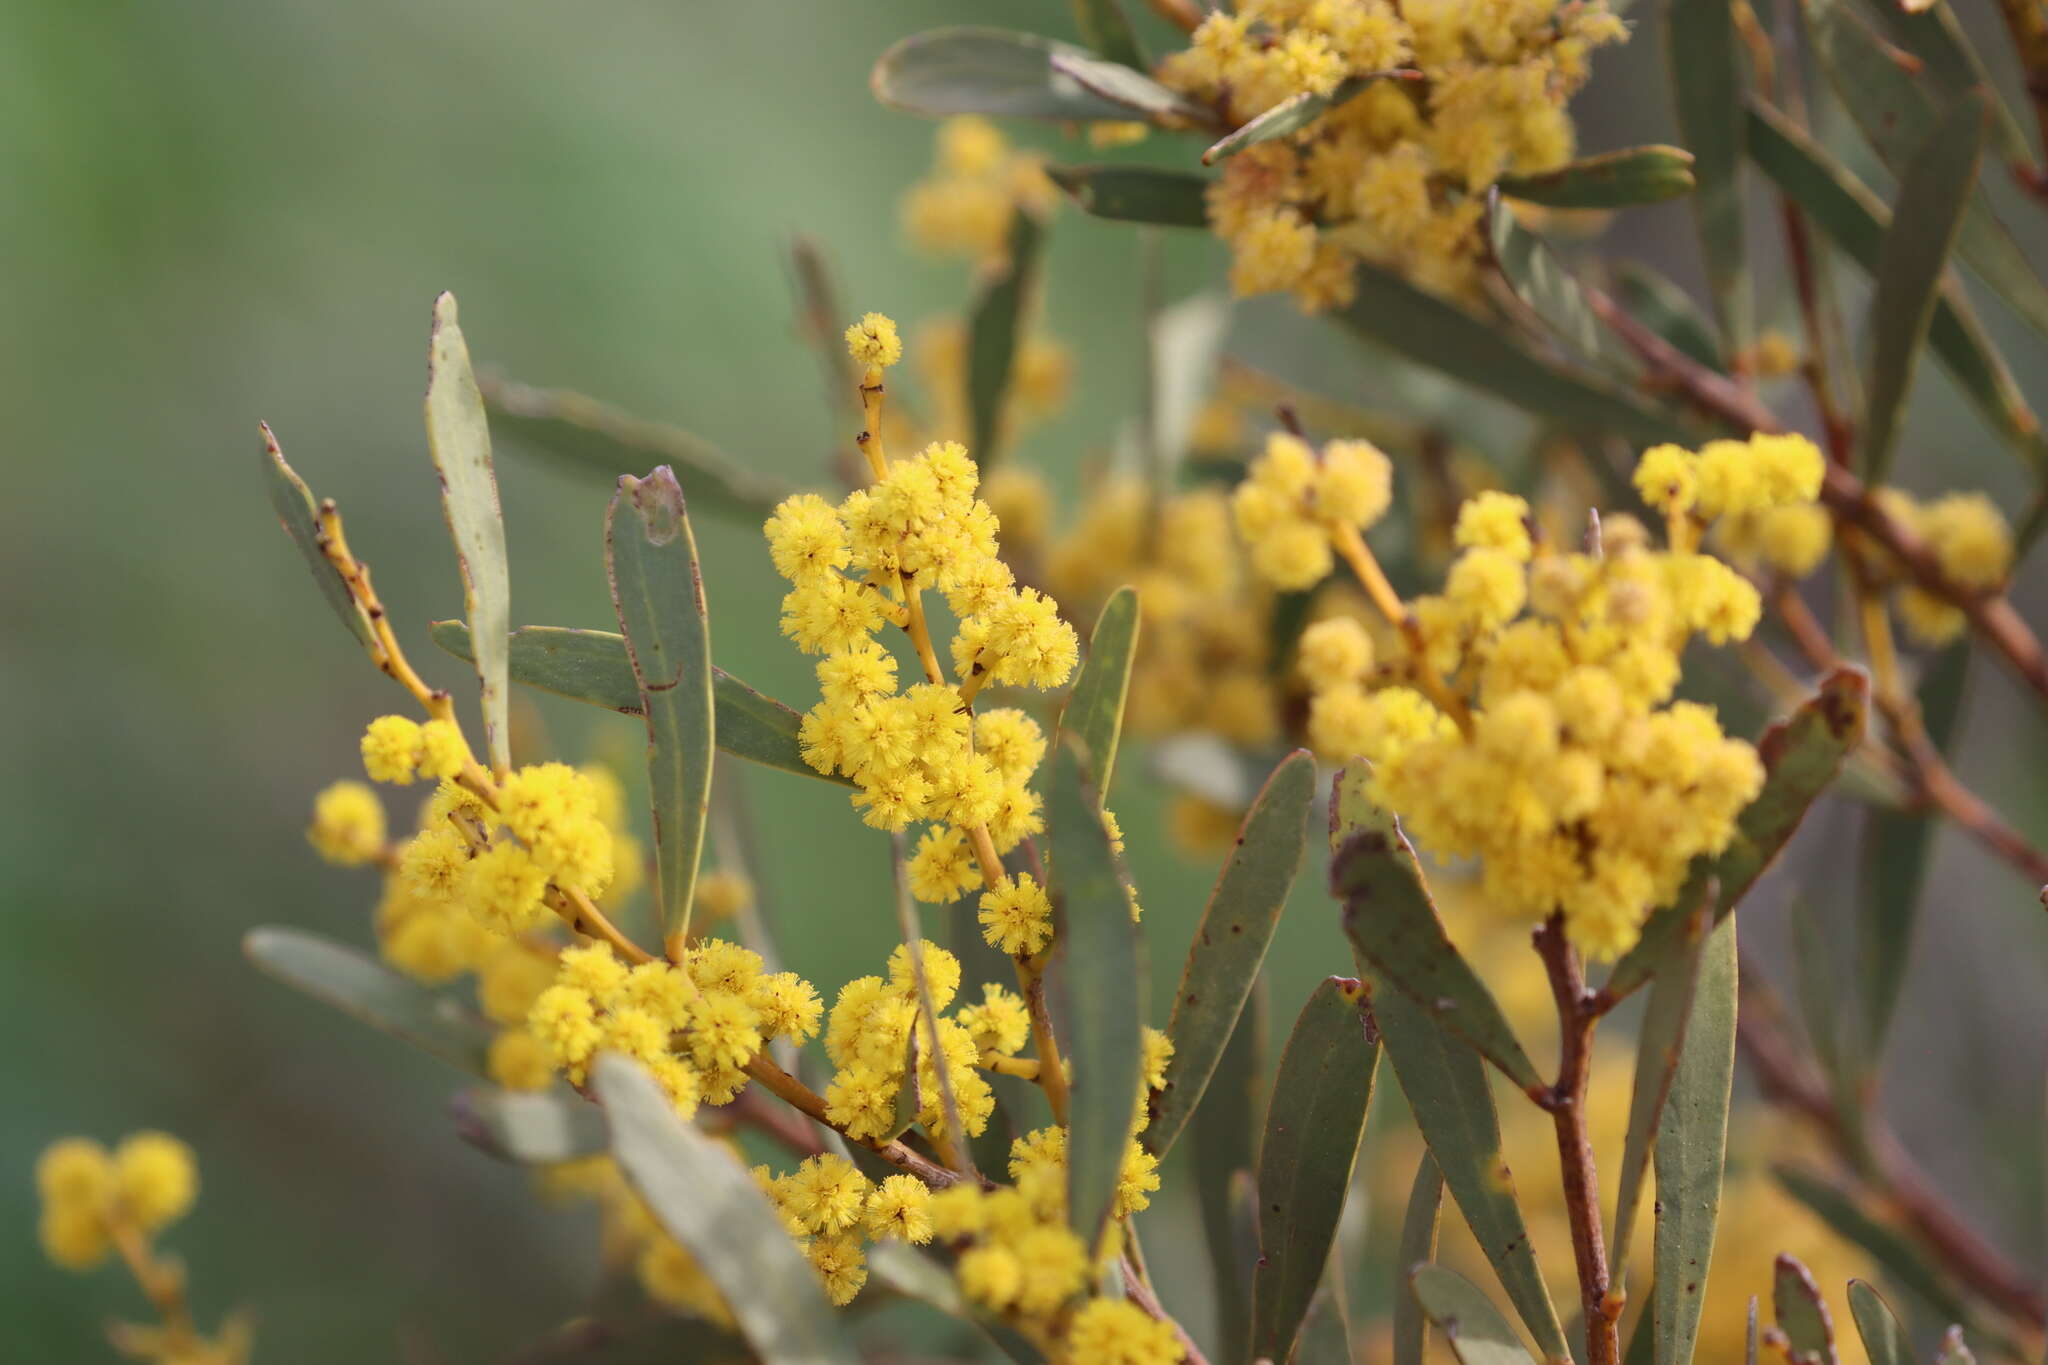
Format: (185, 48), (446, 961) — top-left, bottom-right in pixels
(1798, 0), (2048, 340)
(1772, 1253), (1838, 1365)
(1332, 769), (1544, 1094)
(424, 292), (512, 772)
(1668, 0), (1749, 350)
(1249, 976), (1381, 1365)
(1848, 1282), (1907, 1365)
(872, 28), (1199, 124)
(260, 423), (373, 647)
(1653, 916), (1738, 1365)
(1625, 1298), (1657, 1365)
(430, 620), (846, 787)
(243, 926), (492, 1076)
(1046, 49), (1216, 124)
(1048, 163), (1212, 227)
(1148, 749), (1316, 1158)
(1605, 668), (1866, 1001)
(1049, 741), (1146, 1253)
(1772, 1166), (1970, 1326)
(1611, 262), (1721, 369)
(1299, 1284), (1356, 1365)
(1332, 779), (1569, 1364)
(1862, 91), (1987, 484)
(1331, 264), (1694, 446)
(452, 1087), (609, 1164)
(1068, 0), (1143, 69)
(1859, 646), (1964, 1055)
(1203, 72), (1412, 164)
(1869, 0), (2032, 163)
(1410, 1266), (1539, 1365)
(866, 1242), (1049, 1364)
(1393, 1155), (1445, 1365)
(1745, 100), (2048, 475)
(1488, 199), (1615, 368)
(606, 467), (715, 940)
(594, 1055), (861, 1365)
(1374, 983), (1569, 1360)
(480, 375), (794, 519)
(1057, 586), (1140, 800)
(968, 209), (1045, 467)
(1497, 145), (1697, 208)
(1609, 895), (1710, 1285)
(1194, 976), (1267, 1365)
(1790, 898), (1864, 1160)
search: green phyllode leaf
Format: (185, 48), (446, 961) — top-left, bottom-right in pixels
(1772, 1253), (1839, 1365)
(1048, 163), (1212, 228)
(1860, 92), (1988, 484)
(1203, 72), (1412, 164)
(1652, 916), (1738, 1365)
(1797, 0), (2048, 341)
(424, 292), (513, 772)
(1497, 145), (1697, 208)
(453, 1087), (610, 1164)
(1608, 892), (1711, 1286)
(1605, 668), (1867, 1002)
(260, 423), (374, 647)
(1248, 976), (1382, 1365)
(480, 375), (795, 520)
(429, 620), (847, 787)
(1489, 198), (1620, 370)
(872, 28), (1205, 125)
(968, 208), (1046, 468)
(1067, 0), (1144, 70)
(1147, 749), (1316, 1159)
(1048, 742), (1146, 1255)
(1410, 1266), (1539, 1365)
(1744, 100), (2047, 478)
(1331, 264), (1693, 447)
(1393, 1156), (1446, 1365)
(1331, 778), (1570, 1364)
(594, 1055), (861, 1365)
(1057, 586), (1141, 800)
(606, 468), (716, 941)
(243, 926), (494, 1076)
(1867, 0), (2031, 162)
(1332, 768), (1545, 1094)
(1193, 976), (1268, 1364)
(1846, 1281), (1908, 1365)
(1666, 0), (1749, 351)
(1611, 262), (1722, 369)
(1858, 644), (1967, 1058)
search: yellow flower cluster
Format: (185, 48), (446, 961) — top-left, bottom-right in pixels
(1157, 0), (1628, 305)
(1278, 434), (1828, 956)
(752, 1155), (942, 1305)
(1230, 432), (1395, 588)
(820, 939), (1015, 1140)
(37, 1131), (197, 1271)
(352, 719), (626, 943)
(766, 323), (1080, 921)
(919, 1038), (1173, 1358)
(1869, 488), (2014, 645)
(521, 939), (822, 1113)
(900, 116), (1059, 267)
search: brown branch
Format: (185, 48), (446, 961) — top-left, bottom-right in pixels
(742, 1054), (965, 1188)
(1768, 585), (2048, 882)
(1736, 965), (2046, 1327)
(1534, 917), (1620, 1365)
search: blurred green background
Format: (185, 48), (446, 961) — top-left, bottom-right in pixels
(5, 1), (2045, 1359)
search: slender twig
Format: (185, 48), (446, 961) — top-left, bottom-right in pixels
(1123, 1256), (1214, 1365)
(891, 832), (980, 1179)
(1736, 962), (2046, 1326)
(1533, 917), (1620, 1365)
